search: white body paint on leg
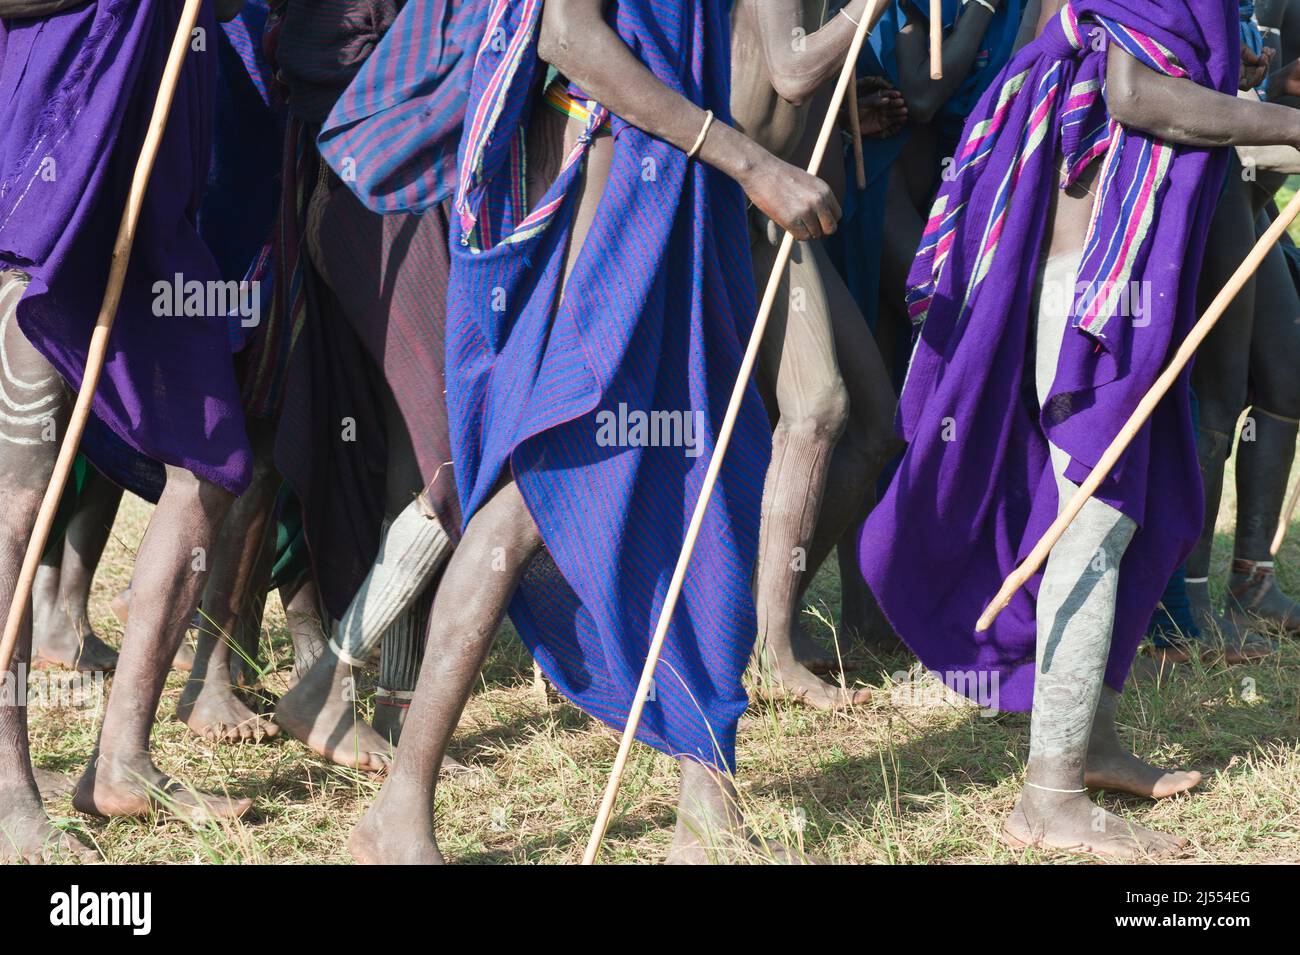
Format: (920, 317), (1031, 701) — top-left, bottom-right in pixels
(0, 274), (60, 446)
(1028, 252), (1136, 770)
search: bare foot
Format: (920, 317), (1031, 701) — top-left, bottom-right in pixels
(790, 626), (840, 676)
(275, 648), (392, 773)
(175, 671), (279, 743)
(0, 786), (98, 863)
(109, 587), (131, 627)
(73, 755), (251, 822)
(348, 781), (443, 864)
(667, 760), (817, 864)
(171, 637), (196, 673)
(33, 768), (74, 800)
(32, 620), (119, 673)
(756, 655), (872, 710)
(1085, 737), (1201, 799)
(1002, 789), (1187, 859)
(667, 831), (817, 864)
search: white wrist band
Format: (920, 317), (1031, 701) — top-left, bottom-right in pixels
(687, 109), (715, 159)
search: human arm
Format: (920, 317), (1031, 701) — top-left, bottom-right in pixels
(539, 0), (842, 239)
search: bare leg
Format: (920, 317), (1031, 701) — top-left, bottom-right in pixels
(175, 419), (281, 742)
(799, 244), (900, 648)
(1229, 233), (1300, 630)
(274, 388), (450, 770)
(750, 238), (871, 709)
(73, 464), (251, 821)
(33, 467), (122, 671)
(0, 271), (96, 862)
(110, 583), (197, 672)
(836, 166), (923, 643)
(273, 503), (450, 772)
(352, 103), (766, 863)
(349, 479), (542, 864)
(1003, 253), (1189, 859)
(1186, 181), (1257, 633)
(276, 229), (452, 763)
(30, 549), (62, 664)
(281, 576), (326, 687)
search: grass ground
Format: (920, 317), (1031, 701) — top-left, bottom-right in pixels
(24, 441), (1300, 865)
(1275, 176), (1300, 242)
(24, 176), (1300, 865)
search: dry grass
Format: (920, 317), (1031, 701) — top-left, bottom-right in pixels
(25, 443), (1300, 865)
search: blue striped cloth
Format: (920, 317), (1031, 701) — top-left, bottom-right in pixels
(317, 0), (487, 212)
(445, 0), (769, 770)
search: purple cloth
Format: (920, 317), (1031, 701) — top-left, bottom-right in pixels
(0, 0), (251, 494)
(447, 0), (768, 769)
(860, 0), (1237, 709)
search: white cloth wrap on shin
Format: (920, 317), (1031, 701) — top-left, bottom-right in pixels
(330, 498), (451, 666)
(378, 582), (433, 692)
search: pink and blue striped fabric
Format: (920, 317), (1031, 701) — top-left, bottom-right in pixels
(446, 0), (768, 769)
(317, 0), (487, 213)
(861, 0), (1238, 710)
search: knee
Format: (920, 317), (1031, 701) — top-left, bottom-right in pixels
(781, 380), (850, 443)
(1193, 366), (1249, 433)
(1253, 377), (1300, 422)
(471, 483), (543, 558)
(0, 486), (43, 541)
(162, 466), (236, 522)
(860, 407), (902, 473)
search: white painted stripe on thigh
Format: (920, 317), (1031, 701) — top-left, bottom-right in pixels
(0, 278), (56, 392)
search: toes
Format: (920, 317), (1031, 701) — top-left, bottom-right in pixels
(362, 751), (391, 774)
(1150, 769), (1201, 799)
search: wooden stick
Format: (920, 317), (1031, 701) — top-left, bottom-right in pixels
(976, 187), (1300, 633)
(0, 0), (204, 680)
(580, 0), (888, 866)
(1270, 473), (1300, 555)
(930, 0), (943, 79)
(847, 64), (867, 190)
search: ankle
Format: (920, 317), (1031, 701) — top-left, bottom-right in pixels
(1229, 557), (1270, 582)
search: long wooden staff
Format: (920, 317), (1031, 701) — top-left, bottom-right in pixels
(0, 0), (205, 680)
(930, 0), (943, 79)
(1271, 474), (1300, 555)
(580, 0), (888, 866)
(976, 187), (1300, 632)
